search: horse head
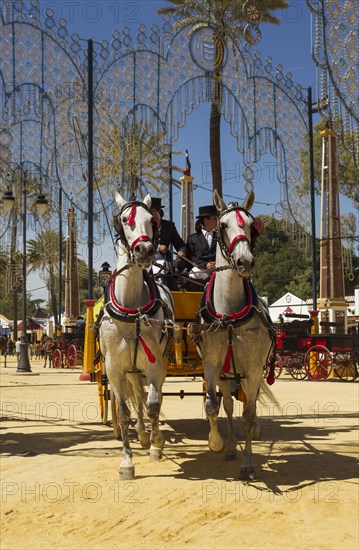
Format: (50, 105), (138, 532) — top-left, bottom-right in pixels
(214, 189), (264, 276)
(114, 193), (157, 268)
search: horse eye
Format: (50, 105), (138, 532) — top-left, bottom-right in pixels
(220, 222), (227, 229)
(122, 216), (127, 224)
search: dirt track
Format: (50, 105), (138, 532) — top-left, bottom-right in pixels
(1, 355), (358, 550)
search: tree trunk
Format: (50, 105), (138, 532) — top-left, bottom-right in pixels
(210, 73), (223, 197)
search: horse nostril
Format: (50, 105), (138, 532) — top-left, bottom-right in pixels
(134, 244), (142, 254)
(148, 244), (154, 256)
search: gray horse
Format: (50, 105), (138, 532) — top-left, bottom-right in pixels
(198, 190), (276, 480)
(99, 194), (174, 479)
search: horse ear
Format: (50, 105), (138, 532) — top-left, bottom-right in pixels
(143, 194), (151, 208)
(252, 217), (264, 236)
(242, 190), (255, 211)
(213, 189), (226, 212)
(115, 192), (126, 209)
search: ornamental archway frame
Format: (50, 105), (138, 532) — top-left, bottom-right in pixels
(0, 3), (311, 253)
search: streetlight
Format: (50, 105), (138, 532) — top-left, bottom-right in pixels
(2, 173), (48, 373)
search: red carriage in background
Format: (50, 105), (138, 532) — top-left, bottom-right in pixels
(268, 313), (358, 381)
(52, 325), (85, 369)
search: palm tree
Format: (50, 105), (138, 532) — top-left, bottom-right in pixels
(93, 111), (183, 200)
(27, 230), (65, 328)
(158, 0), (288, 196)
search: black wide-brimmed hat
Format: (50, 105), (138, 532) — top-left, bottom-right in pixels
(196, 205), (218, 218)
(150, 197), (165, 210)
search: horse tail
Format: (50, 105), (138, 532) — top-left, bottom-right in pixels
(258, 379), (282, 413)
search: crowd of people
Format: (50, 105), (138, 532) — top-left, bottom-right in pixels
(1, 333), (58, 368)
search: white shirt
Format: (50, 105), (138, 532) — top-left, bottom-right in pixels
(202, 229), (213, 247)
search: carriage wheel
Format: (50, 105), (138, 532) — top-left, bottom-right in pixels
(67, 344), (77, 369)
(334, 351), (358, 382)
(304, 345), (333, 381)
(52, 348), (62, 369)
(287, 353), (307, 380)
(110, 390), (121, 440)
(264, 353), (283, 379)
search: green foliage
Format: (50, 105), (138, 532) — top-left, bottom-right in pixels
(253, 221), (316, 304)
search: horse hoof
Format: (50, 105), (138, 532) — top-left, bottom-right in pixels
(149, 447), (163, 461)
(239, 466), (256, 480)
(119, 466), (135, 480)
(208, 443), (224, 453)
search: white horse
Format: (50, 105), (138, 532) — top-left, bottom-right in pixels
(198, 190), (275, 480)
(99, 194), (174, 479)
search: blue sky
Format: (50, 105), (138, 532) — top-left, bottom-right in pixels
(25, 1), (356, 300)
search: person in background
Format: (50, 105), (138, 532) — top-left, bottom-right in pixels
(43, 337), (54, 368)
(186, 204), (218, 282)
(15, 338), (21, 362)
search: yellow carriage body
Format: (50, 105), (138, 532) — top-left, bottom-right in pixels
(167, 291), (203, 376)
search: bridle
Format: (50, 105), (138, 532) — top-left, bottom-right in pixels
(216, 203), (255, 268)
(113, 200), (157, 262)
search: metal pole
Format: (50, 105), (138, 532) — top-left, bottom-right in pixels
(17, 172), (31, 372)
(58, 185), (63, 333)
(88, 38), (94, 299)
(308, 87), (317, 310)
(169, 149), (173, 222)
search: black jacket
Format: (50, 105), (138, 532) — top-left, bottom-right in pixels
(186, 231), (217, 268)
(156, 219), (186, 257)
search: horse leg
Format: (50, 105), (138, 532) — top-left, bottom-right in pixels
(204, 370), (224, 453)
(240, 392), (259, 480)
(218, 378), (237, 460)
(147, 378), (165, 461)
(126, 372), (150, 449)
(110, 377), (135, 480)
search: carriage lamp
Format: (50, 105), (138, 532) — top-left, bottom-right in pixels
(99, 262), (111, 288)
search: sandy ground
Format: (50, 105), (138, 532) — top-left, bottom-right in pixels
(0, 354), (358, 550)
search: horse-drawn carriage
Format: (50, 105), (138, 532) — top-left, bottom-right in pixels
(52, 329), (85, 369)
(269, 314), (358, 381)
(89, 191), (276, 480)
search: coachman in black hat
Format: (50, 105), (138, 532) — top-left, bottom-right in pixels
(149, 197), (187, 289)
(185, 203), (219, 281)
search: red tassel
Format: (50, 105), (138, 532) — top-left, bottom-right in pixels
(139, 336), (156, 363)
(223, 344), (231, 373)
(127, 203), (136, 226)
